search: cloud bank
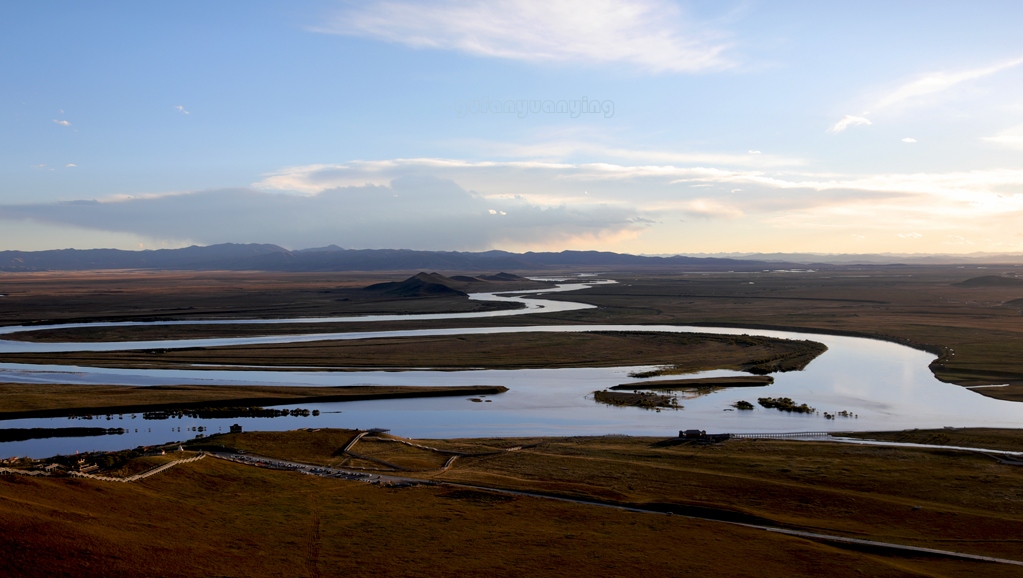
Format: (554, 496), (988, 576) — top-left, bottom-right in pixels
(0, 176), (646, 250)
(4, 156), (1023, 253)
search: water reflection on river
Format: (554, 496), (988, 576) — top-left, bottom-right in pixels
(1, 281), (1021, 457)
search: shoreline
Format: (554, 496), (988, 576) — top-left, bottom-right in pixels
(0, 384), (508, 422)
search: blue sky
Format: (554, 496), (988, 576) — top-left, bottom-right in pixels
(3, 1), (1023, 254)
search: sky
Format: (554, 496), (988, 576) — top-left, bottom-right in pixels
(2, 1), (1023, 255)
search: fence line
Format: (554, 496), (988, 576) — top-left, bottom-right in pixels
(729, 432), (832, 440)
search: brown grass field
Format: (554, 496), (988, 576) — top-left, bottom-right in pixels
(0, 383), (507, 420)
(843, 427), (1023, 452)
(0, 270), (528, 325)
(3, 428), (1023, 577)
(0, 331), (825, 374)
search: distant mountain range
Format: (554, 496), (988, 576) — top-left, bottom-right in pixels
(1, 244), (1021, 272)
(0, 244), (771, 272)
(679, 251), (1023, 265)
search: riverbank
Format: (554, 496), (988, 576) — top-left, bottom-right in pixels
(843, 427), (1023, 452)
(613, 376), (774, 389)
(0, 383), (508, 421)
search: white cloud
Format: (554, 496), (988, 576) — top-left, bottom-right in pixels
(174, 105), (190, 115)
(467, 139), (803, 168)
(983, 124), (1023, 150)
(65, 163), (77, 168)
(901, 137), (917, 143)
(52, 119), (70, 126)
(897, 232), (922, 238)
(314, 0), (735, 73)
(875, 56), (1023, 110)
(829, 115), (872, 133)
(830, 55), (1023, 134)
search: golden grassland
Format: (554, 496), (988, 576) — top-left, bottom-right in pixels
(211, 429), (1023, 561)
(7, 457), (995, 578)
(3, 429), (1023, 577)
(0, 383), (506, 420)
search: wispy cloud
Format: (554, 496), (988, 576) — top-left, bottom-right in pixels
(65, 163), (77, 168)
(52, 119), (70, 127)
(829, 115), (871, 133)
(901, 137), (917, 143)
(174, 105), (190, 115)
(831, 55), (1023, 132)
(874, 56), (1023, 110)
(983, 124), (1023, 150)
(313, 0), (735, 73)
(450, 138), (804, 168)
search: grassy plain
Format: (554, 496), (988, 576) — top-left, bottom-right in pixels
(3, 429), (1023, 577)
(220, 429), (1023, 561)
(0, 331), (825, 374)
(0, 383), (507, 420)
(843, 427), (1023, 452)
(0, 270), (530, 326)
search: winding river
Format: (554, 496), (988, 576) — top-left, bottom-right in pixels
(2, 279), (1021, 457)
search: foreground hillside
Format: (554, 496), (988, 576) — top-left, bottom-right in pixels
(2, 429), (1022, 577)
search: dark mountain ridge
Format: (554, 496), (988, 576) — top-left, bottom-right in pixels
(363, 272), (546, 297)
(0, 243), (774, 272)
(363, 272), (468, 297)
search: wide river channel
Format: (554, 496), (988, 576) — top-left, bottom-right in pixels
(2, 279), (1021, 457)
